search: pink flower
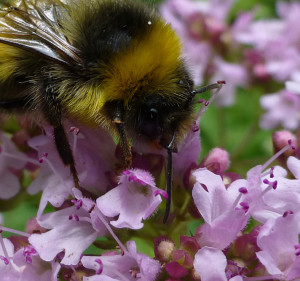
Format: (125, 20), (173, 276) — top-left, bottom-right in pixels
(0, 132), (27, 199)
(192, 168), (249, 249)
(81, 241), (160, 281)
(13, 246), (61, 281)
(234, 1), (300, 82)
(0, 238), (20, 281)
(210, 58), (249, 107)
(260, 90), (300, 130)
(29, 204), (104, 265)
(256, 213), (300, 280)
(97, 169), (166, 229)
(193, 247), (227, 281)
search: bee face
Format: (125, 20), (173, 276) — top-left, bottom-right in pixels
(125, 75), (195, 148)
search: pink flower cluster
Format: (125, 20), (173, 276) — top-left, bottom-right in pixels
(0, 115), (300, 280)
(161, 0), (300, 131)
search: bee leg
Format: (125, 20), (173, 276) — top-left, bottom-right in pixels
(114, 120), (132, 169)
(53, 124), (79, 188)
(41, 89), (79, 188)
(103, 100), (132, 169)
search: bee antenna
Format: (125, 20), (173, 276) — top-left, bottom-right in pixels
(163, 132), (176, 224)
(191, 81), (225, 97)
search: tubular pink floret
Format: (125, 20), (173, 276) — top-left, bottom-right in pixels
(95, 258), (103, 275)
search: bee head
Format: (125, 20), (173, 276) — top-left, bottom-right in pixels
(125, 76), (195, 149)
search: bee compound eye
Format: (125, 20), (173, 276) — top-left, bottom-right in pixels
(139, 107), (162, 138)
(150, 108), (158, 119)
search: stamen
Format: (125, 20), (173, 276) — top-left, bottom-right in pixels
(70, 126), (80, 135)
(88, 204), (96, 213)
(239, 187), (248, 194)
(283, 210), (294, 217)
(93, 208), (127, 255)
(231, 191), (244, 211)
(0, 233), (10, 266)
(1, 151), (40, 166)
(68, 214), (79, 221)
(39, 152), (48, 163)
(262, 140), (295, 171)
(196, 81), (225, 121)
(288, 139), (296, 150)
(263, 179), (277, 190)
(0, 226), (30, 237)
(239, 201), (249, 212)
(95, 258), (103, 274)
(116, 245), (125, 256)
(43, 157), (69, 188)
(129, 269), (138, 278)
(154, 190), (168, 200)
(71, 199), (83, 210)
(270, 167), (274, 178)
(70, 126), (80, 155)
(0, 256), (9, 265)
(191, 121), (200, 132)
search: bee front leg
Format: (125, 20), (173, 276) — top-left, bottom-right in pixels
(40, 85), (79, 188)
(53, 124), (79, 188)
(114, 120), (132, 169)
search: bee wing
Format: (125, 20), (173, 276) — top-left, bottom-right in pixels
(0, 0), (81, 67)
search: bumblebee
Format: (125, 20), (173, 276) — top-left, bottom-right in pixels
(0, 0), (221, 222)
